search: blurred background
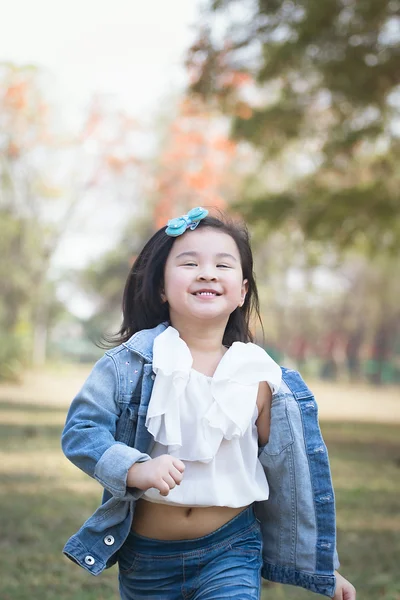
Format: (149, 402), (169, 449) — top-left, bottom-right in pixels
(1, 1), (399, 599)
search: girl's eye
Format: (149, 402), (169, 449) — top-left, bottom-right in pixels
(182, 262), (231, 268)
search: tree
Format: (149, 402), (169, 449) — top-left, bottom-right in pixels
(152, 96), (247, 225)
(0, 63), (146, 375)
(252, 227), (400, 383)
(77, 216), (155, 342)
(187, 0), (400, 254)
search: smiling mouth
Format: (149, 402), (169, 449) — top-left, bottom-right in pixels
(192, 291), (221, 296)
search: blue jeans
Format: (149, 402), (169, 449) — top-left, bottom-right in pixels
(118, 505), (262, 599)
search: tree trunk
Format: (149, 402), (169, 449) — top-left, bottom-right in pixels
(32, 303), (48, 366)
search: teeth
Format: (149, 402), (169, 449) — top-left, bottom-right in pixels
(197, 292), (216, 296)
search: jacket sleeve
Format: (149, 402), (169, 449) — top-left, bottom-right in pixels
(257, 373), (340, 597)
(61, 353), (151, 500)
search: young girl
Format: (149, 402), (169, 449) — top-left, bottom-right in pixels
(62, 208), (356, 600)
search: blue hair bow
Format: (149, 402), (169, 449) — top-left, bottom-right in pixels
(165, 207), (209, 237)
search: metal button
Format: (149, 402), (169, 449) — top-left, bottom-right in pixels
(84, 555), (95, 566)
(151, 374), (155, 380)
(104, 535), (115, 546)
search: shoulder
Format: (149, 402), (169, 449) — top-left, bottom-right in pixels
(225, 341), (282, 393)
(121, 321), (169, 361)
(279, 367), (314, 398)
(97, 322), (169, 373)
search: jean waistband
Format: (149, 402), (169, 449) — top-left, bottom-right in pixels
(126, 505), (256, 555)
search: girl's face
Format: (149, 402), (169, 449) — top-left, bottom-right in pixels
(162, 227), (248, 327)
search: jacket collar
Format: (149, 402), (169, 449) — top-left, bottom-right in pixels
(123, 321), (169, 362)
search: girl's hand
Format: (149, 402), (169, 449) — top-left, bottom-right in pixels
(333, 571), (356, 599)
(127, 454), (185, 496)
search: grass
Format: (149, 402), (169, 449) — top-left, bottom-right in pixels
(1, 377), (399, 599)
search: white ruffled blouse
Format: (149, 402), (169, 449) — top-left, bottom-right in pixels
(143, 326), (282, 508)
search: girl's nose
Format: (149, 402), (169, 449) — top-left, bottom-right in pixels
(197, 271), (217, 281)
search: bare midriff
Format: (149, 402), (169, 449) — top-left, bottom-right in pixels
(131, 498), (249, 540)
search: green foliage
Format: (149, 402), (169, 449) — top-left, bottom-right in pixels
(0, 331), (28, 381)
(188, 0), (400, 253)
(0, 209), (41, 378)
(239, 178), (399, 255)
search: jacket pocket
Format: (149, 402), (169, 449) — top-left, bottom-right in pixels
(262, 395), (294, 456)
(115, 404), (138, 446)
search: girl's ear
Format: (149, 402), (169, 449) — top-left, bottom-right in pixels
(160, 288), (167, 303)
(239, 279), (249, 307)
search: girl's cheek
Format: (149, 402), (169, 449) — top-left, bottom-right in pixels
(165, 271), (191, 291)
(176, 271), (191, 285)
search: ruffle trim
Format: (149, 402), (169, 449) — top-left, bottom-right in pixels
(145, 326), (282, 461)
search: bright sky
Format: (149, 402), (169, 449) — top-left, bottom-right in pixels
(1, 0), (199, 115)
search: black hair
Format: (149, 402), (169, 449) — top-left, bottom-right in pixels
(109, 213), (263, 348)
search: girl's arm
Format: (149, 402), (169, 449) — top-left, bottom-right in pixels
(61, 354), (151, 500)
(256, 381), (272, 446)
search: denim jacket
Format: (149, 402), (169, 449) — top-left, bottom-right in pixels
(61, 322), (339, 597)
